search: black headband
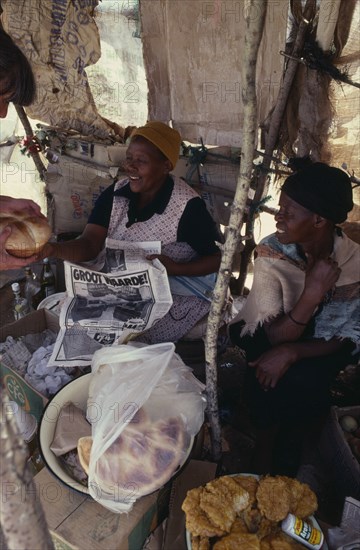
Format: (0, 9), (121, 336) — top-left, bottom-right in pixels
(282, 163), (353, 224)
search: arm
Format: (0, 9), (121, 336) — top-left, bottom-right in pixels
(264, 256), (341, 345)
(0, 196), (44, 218)
(250, 337), (347, 389)
(37, 183), (114, 263)
(39, 224), (107, 263)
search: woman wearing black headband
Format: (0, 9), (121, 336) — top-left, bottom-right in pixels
(229, 162), (359, 478)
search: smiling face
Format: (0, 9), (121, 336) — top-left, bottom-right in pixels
(124, 137), (172, 203)
(275, 192), (318, 245)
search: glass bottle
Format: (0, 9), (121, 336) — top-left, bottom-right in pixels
(40, 258), (56, 297)
(24, 267), (43, 310)
(11, 282), (30, 320)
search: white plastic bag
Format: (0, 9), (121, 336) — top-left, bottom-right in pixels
(85, 342), (206, 513)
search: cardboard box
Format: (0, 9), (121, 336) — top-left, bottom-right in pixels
(30, 450), (208, 550)
(163, 459), (217, 550)
(319, 405), (360, 500)
(0, 309), (59, 422)
(33, 466), (171, 550)
(34, 460), (217, 550)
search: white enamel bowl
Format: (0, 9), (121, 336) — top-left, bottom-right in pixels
(39, 373), (194, 495)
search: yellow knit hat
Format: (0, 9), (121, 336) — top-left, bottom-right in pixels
(130, 121), (182, 169)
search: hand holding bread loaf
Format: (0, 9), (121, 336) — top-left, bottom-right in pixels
(0, 196), (51, 269)
(0, 210), (51, 257)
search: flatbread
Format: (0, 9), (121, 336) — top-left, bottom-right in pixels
(77, 413), (187, 497)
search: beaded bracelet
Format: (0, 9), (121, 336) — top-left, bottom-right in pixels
(288, 311), (307, 326)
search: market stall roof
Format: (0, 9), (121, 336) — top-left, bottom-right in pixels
(1, 0), (359, 176)
(0, 0), (359, 235)
(140, 0), (286, 147)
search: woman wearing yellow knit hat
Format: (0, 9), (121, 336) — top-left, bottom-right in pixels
(40, 121), (222, 343)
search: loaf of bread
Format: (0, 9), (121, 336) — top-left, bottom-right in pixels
(0, 211), (51, 257)
(78, 410), (187, 498)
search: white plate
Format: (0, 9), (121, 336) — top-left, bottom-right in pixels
(39, 373), (194, 495)
(185, 474), (328, 549)
(37, 292), (67, 316)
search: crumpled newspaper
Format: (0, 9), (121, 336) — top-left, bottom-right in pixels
(327, 496), (360, 550)
(23, 329), (58, 354)
(25, 344), (75, 397)
(1, 330), (75, 397)
(0, 336), (32, 376)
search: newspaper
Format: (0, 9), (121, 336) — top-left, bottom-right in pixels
(47, 241), (173, 367)
(326, 496), (360, 550)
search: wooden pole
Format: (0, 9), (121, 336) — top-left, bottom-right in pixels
(0, 389), (54, 550)
(14, 105), (47, 181)
(204, 0), (268, 461)
(234, 0), (316, 293)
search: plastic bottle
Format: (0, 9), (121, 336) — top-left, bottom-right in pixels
(40, 258), (56, 297)
(11, 282), (30, 320)
(24, 267), (43, 310)
(281, 514), (324, 549)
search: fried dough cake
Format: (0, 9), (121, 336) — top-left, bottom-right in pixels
(243, 507), (263, 534)
(207, 476), (250, 511)
(277, 476), (318, 518)
(229, 518), (249, 534)
(243, 506), (278, 539)
(233, 474), (259, 506)
(182, 487), (226, 538)
(294, 483), (318, 518)
(183, 474), (319, 548)
(183, 476), (250, 537)
(256, 476), (291, 521)
(191, 535), (210, 550)
(199, 490), (237, 533)
(213, 532), (261, 549)
(257, 516), (280, 540)
(200, 476), (250, 532)
(260, 531), (305, 549)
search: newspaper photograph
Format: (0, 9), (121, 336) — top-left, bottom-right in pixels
(47, 241), (173, 367)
